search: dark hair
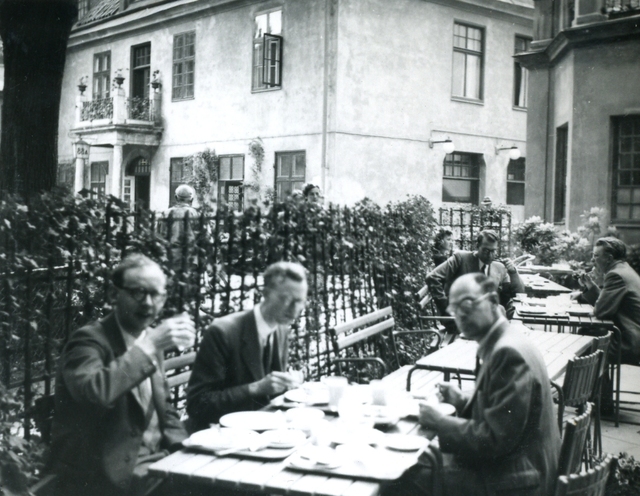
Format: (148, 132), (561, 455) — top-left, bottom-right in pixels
(263, 261), (307, 290)
(112, 253), (163, 288)
(471, 273), (499, 304)
(476, 229), (499, 248)
(303, 183), (320, 197)
(434, 228), (453, 248)
(595, 237), (627, 261)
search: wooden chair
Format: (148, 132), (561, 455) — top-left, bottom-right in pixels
(165, 351), (197, 411)
(553, 453), (614, 496)
(328, 306), (401, 382)
(589, 332), (612, 456)
(415, 284), (457, 347)
(558, 403), (593, 477)
(551, 350), (602, 434)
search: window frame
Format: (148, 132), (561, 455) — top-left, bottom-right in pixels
(93, 51), (111, 100)
(130, 42), (151, 100)
(275, 150), (306, 201)
(451, 21), (485, 103)
(554, 124), (569, 223)
(611, 115), (640, 223)
(172, 31), (196, 101)
(506, 158), (526, 206)
(441, 152), (481, 204)
(169, 157), (190, 207)
(90, 161), (108, 197)
(252, 7), (283, 92)
(513, 35), (531, 109)
(218, 154), (245, 211)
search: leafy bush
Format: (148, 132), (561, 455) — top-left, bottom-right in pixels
(606, 453), (640, 496)
(512, 216), (566, 265)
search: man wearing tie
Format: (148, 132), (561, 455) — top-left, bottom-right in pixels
(426, 229), (524, 319)
(51, 254), (196, 496)
(187, 261), (307, 431)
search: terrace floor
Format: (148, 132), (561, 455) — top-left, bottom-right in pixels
(601, 364), (640, 458)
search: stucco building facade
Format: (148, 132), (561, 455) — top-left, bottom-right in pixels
(519, 0), (640, 242)
(58, 0), (532, 216)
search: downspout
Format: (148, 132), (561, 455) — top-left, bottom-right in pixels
(320, 0), (331, 192)
(543, 65), (552, 222)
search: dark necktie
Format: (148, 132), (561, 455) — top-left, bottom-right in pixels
(263, 333), (273, 373)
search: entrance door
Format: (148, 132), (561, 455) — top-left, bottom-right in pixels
(124, 157), (151, 210)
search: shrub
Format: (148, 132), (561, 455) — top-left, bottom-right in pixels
(512, 216), (566, 265)
(606, 452), (640, 496)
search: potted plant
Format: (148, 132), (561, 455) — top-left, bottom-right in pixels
(150, 70), (161, 90)
(77, 76), (88, 95)
(113, 69), (125, 88)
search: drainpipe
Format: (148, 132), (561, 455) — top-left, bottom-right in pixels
(320, 0), (331, 193)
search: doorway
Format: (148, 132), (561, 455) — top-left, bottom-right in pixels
(124, 157), (151, 210)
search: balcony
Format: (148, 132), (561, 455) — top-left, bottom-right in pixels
(72, 82), (163, 147)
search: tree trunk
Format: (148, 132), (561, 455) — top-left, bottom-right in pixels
(0, 0), (76, 199)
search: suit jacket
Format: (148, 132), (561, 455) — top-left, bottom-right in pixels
(583, 260), (640, 364)
(186, 309), (290, 431)
(436, 320), (561, 496)
(50, 313), (187, 496)
(426, 251), (524, 319)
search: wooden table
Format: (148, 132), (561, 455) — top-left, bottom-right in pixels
(512, 298), (615, 331)
(520, 273), (572, 297)
(150, 398), (432, 496)
(411, 328), (595, 382)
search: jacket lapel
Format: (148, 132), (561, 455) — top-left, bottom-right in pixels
(240, 311), (264, 381)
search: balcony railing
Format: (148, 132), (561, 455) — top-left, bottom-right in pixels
(604, 0), (640, 16)
(81, 97), (113, 121)
(127, 97), (152, 121)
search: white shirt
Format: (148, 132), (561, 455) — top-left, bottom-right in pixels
(254, 304), (278, 347)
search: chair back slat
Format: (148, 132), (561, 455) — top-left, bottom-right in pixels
(335, 318), (395, 351)
(554, 453), (613, 496)
(563, 350), (602, 408)
(558, 403), (592, 476)
(333, 307), (393, 337)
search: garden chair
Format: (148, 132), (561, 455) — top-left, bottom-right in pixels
(415, 284), (457, 347)
(588, 332), (612, 456)
(553, 453), (614, 496)
(558, 403), (593, 477)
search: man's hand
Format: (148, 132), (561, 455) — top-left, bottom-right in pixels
(140, 313), (196, 354)
(437, 382), (466, 411)
(419, 403), (445, 429)
(579, 272), (597, 291)
(502, 258), (518, 274)
(249, 371), (302, 397)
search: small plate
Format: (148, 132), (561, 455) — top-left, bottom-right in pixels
(185, 427), (259, 451)
(361, 405), (400, 427)
(288, 446), (342, 470)
(330, 425), (384, 446)
(219, 411), (287, 432)
(432, 402), (456, 416)
(285, 407), (325, 423)
(284, 383), (330, 405)
(568, 308), (591, 316)
(383, 434), (427, 452)
(518, 307), (546, 315)
(259, 428), (307, 449)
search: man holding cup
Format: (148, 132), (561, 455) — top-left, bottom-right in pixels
(386, 273), (559, 496)
(187, 261), (308, 431)
(51, 254), (195, 496)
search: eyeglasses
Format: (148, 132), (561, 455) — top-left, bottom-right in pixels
(446, 293), (492, 315)
(116, 285), (167, 303)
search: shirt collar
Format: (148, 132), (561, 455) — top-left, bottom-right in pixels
(254, 304), (278, 345)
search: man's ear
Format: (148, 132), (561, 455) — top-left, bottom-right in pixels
(107, 285), (118, 306)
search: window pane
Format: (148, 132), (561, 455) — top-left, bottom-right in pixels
(255, 13), (268, 38)
(507, 182), (525, 205)
(231, 156), (244, 180)
(618, 188), (631, 203)
(219, 157), (231, 180)
(269, 10), (282, 35)
(443, 178), (472, 202)
(278, 156), (292, 178)
(452, 52), (465, 97)
(466, 54), (481, 99)
(617, 204), (630, 219)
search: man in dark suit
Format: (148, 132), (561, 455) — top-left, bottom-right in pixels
(580, 237), (640, 365)
(187, 261), (307, 431)
(51, 254), (195, 496)
(426, 229), (524, 319)
(386, 273), (560, 496)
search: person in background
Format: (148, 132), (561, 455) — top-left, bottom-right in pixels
(187, 261), (308, 431)
(51, 254), (195, 496)
(427, 229), (524, 320)
(303, 183), (322, 204)
(385, 273), (560, 496)
(165, 184), (198, 267)
(432, 228), (454, 267)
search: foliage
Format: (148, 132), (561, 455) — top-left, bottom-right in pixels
(246, 138), (265, 198)
(606, 453), (640, 496)
(127, 96), (150, 120)
(562, 207), (618, 266)
(0, 384), (47, 495)
(80, 98), (113, 121)
(183, 149), (219, 207)
(512, 216), (565, 265)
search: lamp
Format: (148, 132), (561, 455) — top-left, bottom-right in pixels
(496, 145), (521, 160)
(74, 139), (90, 160)
(429, 138), (455, 154)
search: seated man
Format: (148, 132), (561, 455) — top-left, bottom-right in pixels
(51, 254), (196, 496)
(579, 236), (640, 365)
(187, 261), (307, 431)
(426, 229), (524, 320)
(385, 274), (560, 496)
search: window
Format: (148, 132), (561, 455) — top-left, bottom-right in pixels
(57, 161), (75, 190)
(442, 153), (481, 204)
(252, 9), (283, 91)
(275, 151), (305, 201)
(452, 23), (484, 101)
(131, 43), (151, 100)
(93, 51), (110, 100)
(612, 116), (640, 221)
(554, 125), (569, 223)
(218, 155), (245, 211)
(507, 158), (526, 205)
(513, 36), (531, 108)
(169, 157), (190, 206)
(90, 161), (108, 196)
(172, 31), (195, 100)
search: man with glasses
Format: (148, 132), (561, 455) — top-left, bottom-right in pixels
(386, 273), (560, 496)
(187, 261), (307, 431)
(427, 229), (524, 320)
(51, 254), (196, 496)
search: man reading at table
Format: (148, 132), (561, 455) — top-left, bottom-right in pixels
(187, 261), (307, 431)
(51, 254), (195, 496)
(426, 229), (524, 320)
(386, 273), (560, 496)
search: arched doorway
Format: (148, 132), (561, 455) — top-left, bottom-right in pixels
(124, 157), (151, 210)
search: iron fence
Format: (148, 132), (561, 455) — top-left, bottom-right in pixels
(439, 206), (512, 255)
